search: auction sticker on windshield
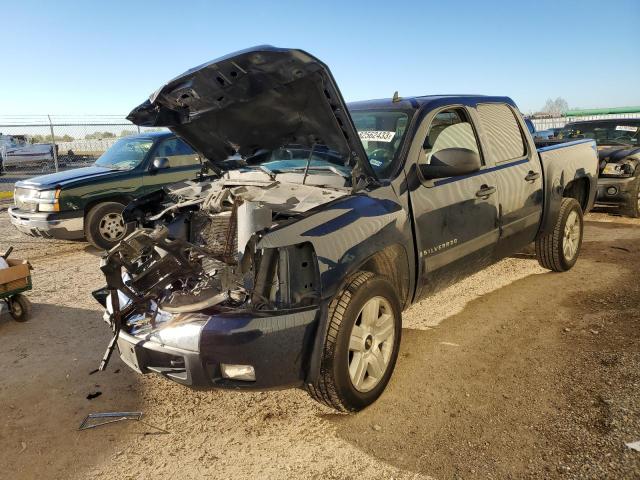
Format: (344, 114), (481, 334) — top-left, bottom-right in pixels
(358, 131), (396, 142)
(615, 125), (638, 132)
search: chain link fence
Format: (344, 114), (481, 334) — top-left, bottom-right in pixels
(530, 113), (640, 131)
(2, 112), (640, 197)
(0, 115), (163, 196)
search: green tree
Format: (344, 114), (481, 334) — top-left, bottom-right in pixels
(85, 131), (116, 140)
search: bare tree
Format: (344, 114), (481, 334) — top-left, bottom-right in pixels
(541, 97), (569, 116)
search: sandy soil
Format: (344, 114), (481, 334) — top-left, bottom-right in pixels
(0, 209), (638, 479)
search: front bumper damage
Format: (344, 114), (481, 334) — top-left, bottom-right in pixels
(115, 308), (318, 388)
(95, 178), (328, 388)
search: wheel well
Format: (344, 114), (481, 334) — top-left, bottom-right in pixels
(359, 244), (410, 308)
(84, 196), (132, 218)
(563, 178), (589, 211)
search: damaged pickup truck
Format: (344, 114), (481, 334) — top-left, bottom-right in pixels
(94, 46), (599, 412)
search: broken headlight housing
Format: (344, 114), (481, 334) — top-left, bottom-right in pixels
(602, 162), (634, 177)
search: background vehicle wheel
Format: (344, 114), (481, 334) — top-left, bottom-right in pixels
(307, 271), (402, 412)
(85, 201), (133, 250)
(621, 176), (640, 218)
(535, 197), (583, 272)
(9, 294), (31, 322)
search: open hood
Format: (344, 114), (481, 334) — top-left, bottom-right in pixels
(126, 45), (376, 186)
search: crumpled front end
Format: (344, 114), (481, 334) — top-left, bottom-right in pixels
(94, 175), (345, 387)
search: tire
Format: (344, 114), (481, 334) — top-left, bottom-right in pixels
(85, 201), (134, 250)
(535, 197), (584, 272)
(621, 176), (640, 218)
(307, 271), (402, 412)
(9, 294), (31, 322)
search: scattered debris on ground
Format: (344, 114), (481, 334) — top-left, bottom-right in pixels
(79, 412), (143, 430)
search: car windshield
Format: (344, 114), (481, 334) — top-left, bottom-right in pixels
(559, 121), (640, 146)
(239, 110), (411, 181)
(243, 145), (351, 180)
(95, 137), (154, 170)
(351, 110), (411, 177)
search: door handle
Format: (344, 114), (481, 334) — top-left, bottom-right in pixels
(525, 170), (540, 182)
(475, 185), (496, 198)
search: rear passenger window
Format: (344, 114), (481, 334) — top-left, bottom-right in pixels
(477, 104), (526, 162)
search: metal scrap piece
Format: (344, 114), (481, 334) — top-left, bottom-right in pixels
(79, 412), (143, 430)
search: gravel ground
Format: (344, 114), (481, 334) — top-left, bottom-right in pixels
(0, 210), (638, 479)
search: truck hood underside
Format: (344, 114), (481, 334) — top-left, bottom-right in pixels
(126, 45), (376, 185)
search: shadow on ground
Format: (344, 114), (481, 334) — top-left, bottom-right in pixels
(325, 226), (640, 479)
(0, 303), (145, 479)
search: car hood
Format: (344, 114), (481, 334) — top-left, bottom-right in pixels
(597, 145), (640, 172)
(125, 45), (376, 188)
(16, 165), (118, 189)
(597, 145), (640, 162)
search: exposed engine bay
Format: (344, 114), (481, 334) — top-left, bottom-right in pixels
(95, 169), (348, 369)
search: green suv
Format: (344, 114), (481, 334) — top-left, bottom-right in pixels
(8, 132), (203, 249)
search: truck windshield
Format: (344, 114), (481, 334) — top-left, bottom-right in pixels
(95, 138), (154, 170)
(351, 110), (410, 177)
(240, 110), (411, 181)
(559, 121), (640, 146)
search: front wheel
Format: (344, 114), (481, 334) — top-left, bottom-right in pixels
(307, 272), (402, 412)
(535, 197), (584, 272)
(85, 201), (134, 250)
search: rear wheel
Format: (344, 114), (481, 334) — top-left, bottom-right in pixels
(535, 197), (583, 272)
(307, 272), (402, 412)
(621, 176), (640, 218)
(9, 294), (31, 322)
(85, 201), (133, 250)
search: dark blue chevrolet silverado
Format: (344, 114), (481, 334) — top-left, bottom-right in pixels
(94, 46), (598, 412)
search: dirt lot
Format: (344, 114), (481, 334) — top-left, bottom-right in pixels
(0, 208), (638, 480)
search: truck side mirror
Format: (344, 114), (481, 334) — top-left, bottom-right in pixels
(420, 147), (481, 180)
(150, 157), (170, 172)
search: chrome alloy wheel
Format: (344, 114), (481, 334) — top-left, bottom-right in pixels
(348, 296), (395, 393)
(563, 210), (581, 261)
(98, 212), (126, 241)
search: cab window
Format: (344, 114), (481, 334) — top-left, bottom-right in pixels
(153, 138), (199, 168)
(420, 108), (481, 166)
(477, 103), (526, 162)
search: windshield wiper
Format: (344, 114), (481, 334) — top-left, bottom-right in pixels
(247, 164), (278, 180)
(284, 165), (350, 179)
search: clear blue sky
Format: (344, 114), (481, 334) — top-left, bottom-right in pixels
(2, 0), (639, 116)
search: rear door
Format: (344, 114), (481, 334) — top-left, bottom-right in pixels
(142, 137), (202, 193)
(407, 106), (500, 299)
(476, 103), (543, 255)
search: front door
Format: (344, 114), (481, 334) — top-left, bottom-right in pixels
(407, 107), (500, 299)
